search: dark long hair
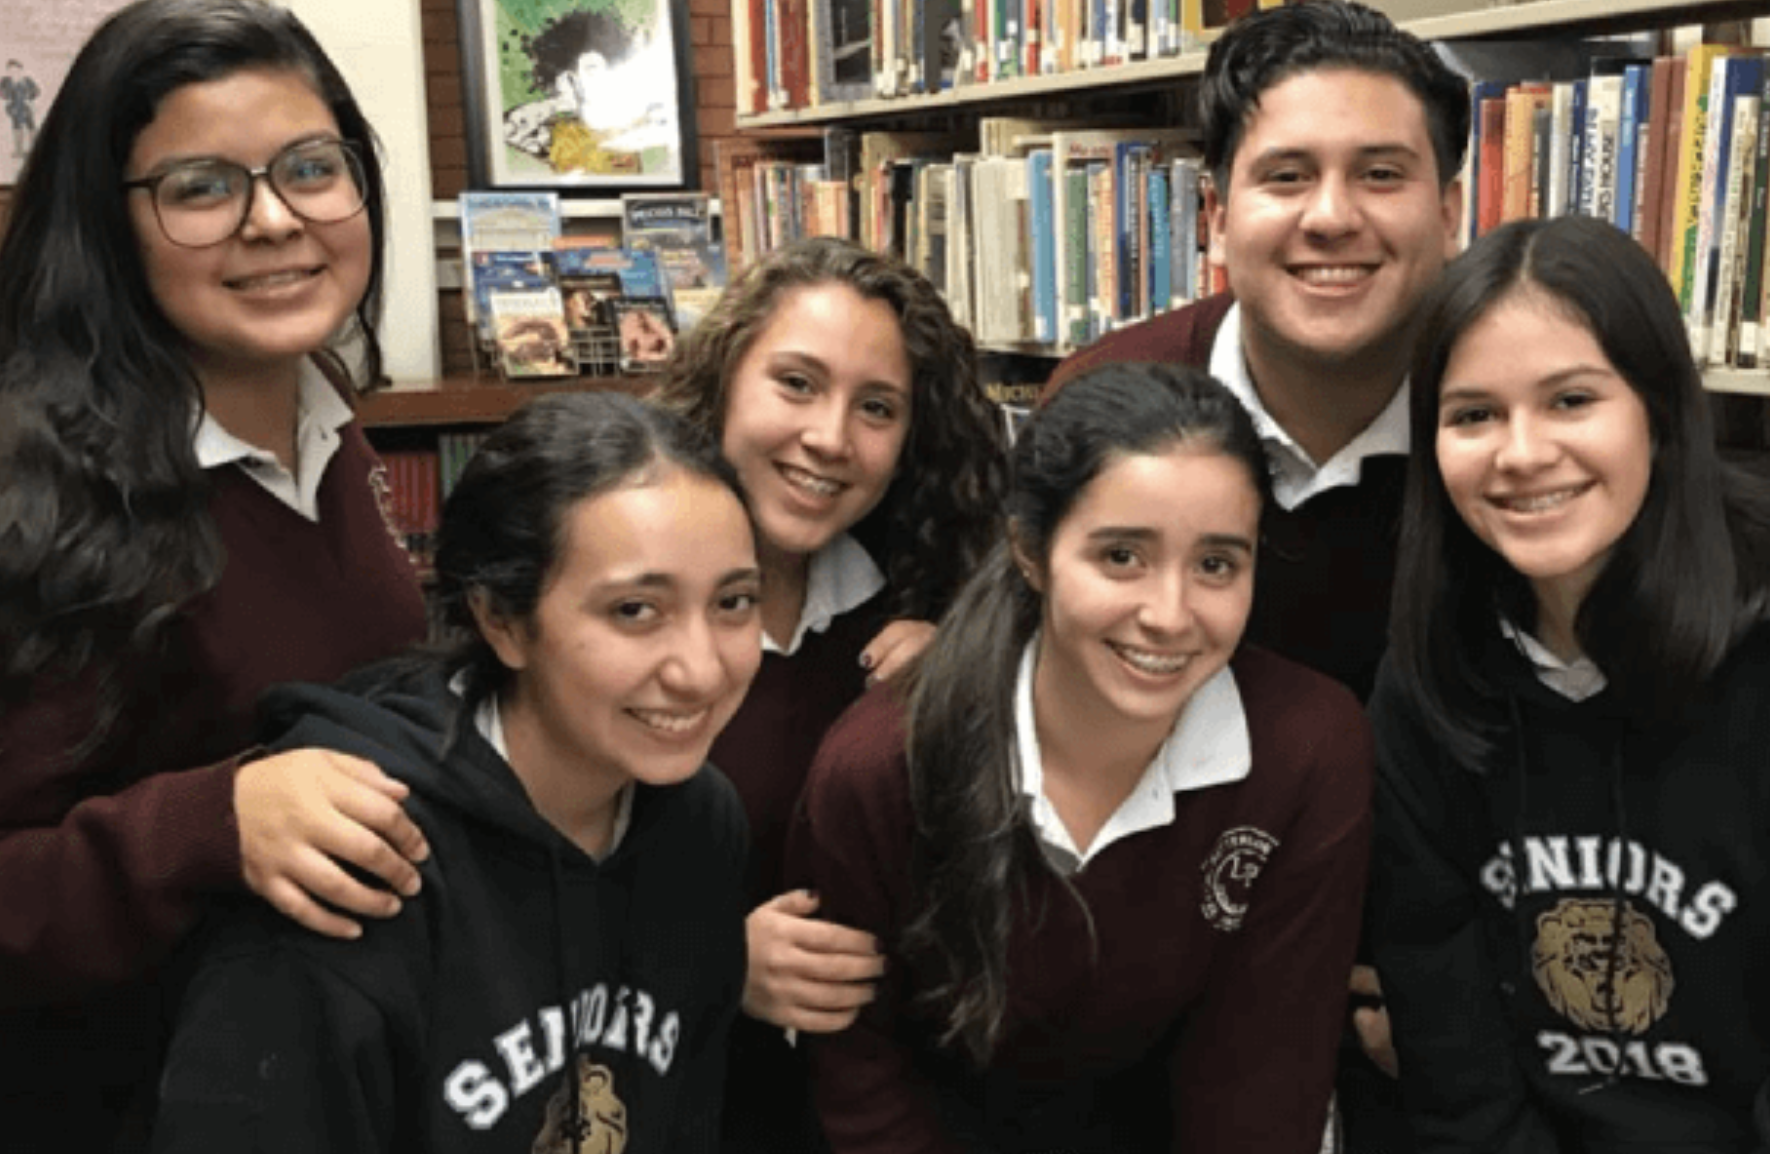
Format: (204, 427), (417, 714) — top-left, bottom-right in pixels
(1389, 215), (1770, 767)
(649, 236), (1007, 622)
(0, 0), (389, 711)
(900, 362), (1270, 1065)
(432, 392), (745, 734)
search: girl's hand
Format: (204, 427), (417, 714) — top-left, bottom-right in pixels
(860, 619), (937, 685)
(744, 890), (886, 1033)
(234, 749), (431, 940)
(1350, 964), (1399, 1078)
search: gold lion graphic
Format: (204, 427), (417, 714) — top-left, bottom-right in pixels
(532, 1057), (628, 1154)
(1531, 898), (1674, 1035)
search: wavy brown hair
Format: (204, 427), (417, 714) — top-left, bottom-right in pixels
(649, 236), (1007, 622)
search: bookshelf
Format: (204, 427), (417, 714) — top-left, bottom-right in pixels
(725, 0), (1770, 401)
(358, 376), (648, 429)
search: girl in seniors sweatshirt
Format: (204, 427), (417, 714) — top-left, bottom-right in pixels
(153, 393), (759, 1152)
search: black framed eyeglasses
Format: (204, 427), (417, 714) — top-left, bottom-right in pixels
(122, 138), (368, 249)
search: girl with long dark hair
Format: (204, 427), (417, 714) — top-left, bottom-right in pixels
(790, 362), (1373, 1153)
(0, 0), (428, 1143)
(1370, 214), (1770, 1150)
(650, 236), (1007, 1149)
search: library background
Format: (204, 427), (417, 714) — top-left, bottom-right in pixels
(4, 0), (1770, 569)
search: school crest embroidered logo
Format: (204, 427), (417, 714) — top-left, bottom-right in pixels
(1200, 826), (1279, 932)
(1532, 898), (1674, 1034)
(532, 1056), (628, 1154)
(366, 461), (408, 551)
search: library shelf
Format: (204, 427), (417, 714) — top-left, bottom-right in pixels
(359, 376), (648, 429)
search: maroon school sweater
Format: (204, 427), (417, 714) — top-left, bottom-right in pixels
(0, 421), (425, 1148)
(789, 646), (1373, 1154)
(710, 591), (890, 1153)
(1042, 295), (1404, 702)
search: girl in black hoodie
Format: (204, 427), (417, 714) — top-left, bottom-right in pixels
(152, 392), (762, 1152)
(1369, 215), (1770, 1152)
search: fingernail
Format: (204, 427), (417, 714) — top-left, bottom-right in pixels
(858, 652), (874, 670)
(401, 875), (422, 898)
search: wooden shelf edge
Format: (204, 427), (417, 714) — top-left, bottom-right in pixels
(360, 376), (651, 427)
(734, 0), (1764, 129)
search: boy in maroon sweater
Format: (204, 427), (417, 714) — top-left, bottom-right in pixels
(1044, 0), (1468, 706)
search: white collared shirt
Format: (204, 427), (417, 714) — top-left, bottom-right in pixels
(191, 359), (353, 521)
(1012, 638), (1253, 873)
(453, 671), (635, 861)
(763, 532), (886, 656)
(1499, 618), (1609, 702)
(1208, 303), (1411, 511)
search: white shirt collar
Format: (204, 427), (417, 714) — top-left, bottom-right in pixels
(1208, 302), (1411, 511)
(1011, 636), (1252, 872)
(763, 532), (886, 656)
(191, 358), (354, 521)
(450, 671), (634, 861)
(1498, 618), (1609, 702)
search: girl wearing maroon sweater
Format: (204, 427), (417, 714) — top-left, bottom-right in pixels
(790, 363), (1374, 1154)
(0, 1), (429, 1145)
(650, 237), (1008, 1150)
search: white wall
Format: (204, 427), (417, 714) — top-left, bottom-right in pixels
(289, 0), (440, 382)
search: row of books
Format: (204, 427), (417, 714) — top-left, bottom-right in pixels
(457, 190), (727, 379)
(379, 432), (487, 575)
(732, 0), (1278, 114)
(1460, 40), (1770, 370)
(717, 121), (1222, 352)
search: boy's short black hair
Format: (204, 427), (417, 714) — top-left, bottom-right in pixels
(1200, 0), (1470, 194)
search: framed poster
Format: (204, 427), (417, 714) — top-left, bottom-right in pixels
(0, 0), (129, 185)
(457, 0), (699, 190)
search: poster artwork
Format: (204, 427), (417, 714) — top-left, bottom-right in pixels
(480, 0), (686, 187)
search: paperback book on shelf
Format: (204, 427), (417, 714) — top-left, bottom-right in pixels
(458, 191), (562, 338)
(489, 288), (575, 380)
(621, 192), (730, 332)
(609, 297), (679, 372)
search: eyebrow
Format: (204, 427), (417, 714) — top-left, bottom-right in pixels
(1246, 143), (1425, 168)
(595, 567), (762, 592)
(767, 350), (909, 397)
(139, 131), (343, 174)
(1440, 364), (1620, 405)
(1086, 527), (1255, 553)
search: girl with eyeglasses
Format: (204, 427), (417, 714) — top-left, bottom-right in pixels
(0, 0), (429, 1144)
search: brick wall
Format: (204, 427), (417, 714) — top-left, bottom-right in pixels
(418, 0), (734, 375)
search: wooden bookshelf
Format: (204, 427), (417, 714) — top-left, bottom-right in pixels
(736, 0), (1769, 129)
(359, 375), (651, 428)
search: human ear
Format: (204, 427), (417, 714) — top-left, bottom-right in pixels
(1008, 524), (1045, 594)
(469, 587), (531, 672)
(1205, 173), (1228, 267)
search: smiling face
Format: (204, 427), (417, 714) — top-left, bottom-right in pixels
(1026, 445), (1260, 754)
(1435, 291), (1653, 620)
(488, 468), (763, 798)
(124, 67), (372, 383)
(1209, 67), (1461, 379)
(718, 282), (913, 564)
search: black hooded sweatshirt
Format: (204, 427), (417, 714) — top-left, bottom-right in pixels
(1368, 623), (1770, 1153)
(150, 661), (748, 1153)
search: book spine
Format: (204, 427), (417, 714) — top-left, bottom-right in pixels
(1738, 71), (1770, 369)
